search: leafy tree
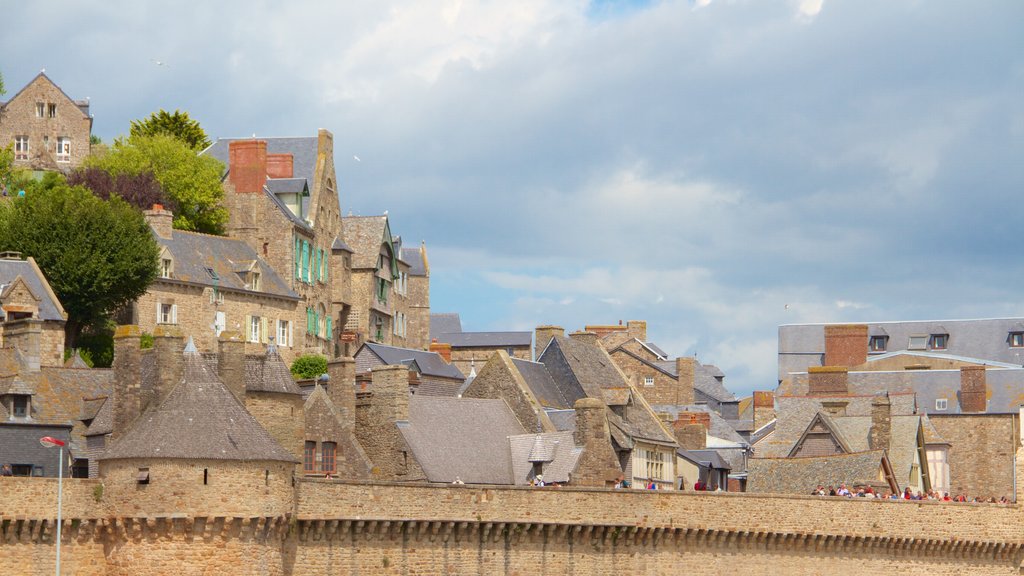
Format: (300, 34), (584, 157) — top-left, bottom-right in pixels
(90, 134), (102, 146)
(290, 354), (328, 380)
(130, 109), (211, 151)
(0, 68), (5, 95)
(68, 167), (169, 212)
(86, 134), (227, 234)
(0, 183), (159, 348)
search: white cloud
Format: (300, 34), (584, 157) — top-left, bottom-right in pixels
(794, 0), (823, 23)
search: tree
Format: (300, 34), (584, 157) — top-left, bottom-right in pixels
(68, 167), (169, 212)
(290, 354), (328, 380)
(0, 183), (159, 348)
(86, 134), (227, 234)
(130, 109), (211, 151)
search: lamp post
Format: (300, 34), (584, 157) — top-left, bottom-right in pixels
(40, 436), (66, 576)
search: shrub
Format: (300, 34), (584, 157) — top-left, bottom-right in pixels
(290, 354), (327, 380)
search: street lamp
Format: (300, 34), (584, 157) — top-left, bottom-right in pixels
(40, 436), (66, 576)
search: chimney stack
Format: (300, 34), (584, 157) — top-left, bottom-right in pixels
(569, 330), (599, 347)
(111, 325), (143, 440)
(824, 324), (869, 368)
(959, 366), (987, 413)
(266, 153), (294, 179)
(808, 366), (849, 396)
(673, 422), (707, 451)
(326, 356), (357, 430)
(752, 390), (776, 431)
(371, 364), (410, 423)
(217, 331), (246, 402)
(675, 357), (696, 405)
(869, 393), (892, 452)
(571, 397), (622, 487)
(152, 325), (184, 407)
(144, 204), (174, 239)
(534, 325), (564, 361)
(2, 318), (43, 372)
(228, 140), (268, 194)
(626, 320), (647, 342)
(428, 340), (452, 363)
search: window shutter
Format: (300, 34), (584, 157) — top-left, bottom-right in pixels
(294, 237), (300, 279)
(326, 317), (332, 341)
(156, 301), (162, 324)
(324, 251), (329, 282)
(171, 304), (178, 324)
(261, 317), (269, 344)
(289, 320), (294, 347)
(244, 315), (252, 342)
(302, 242), (309, 283)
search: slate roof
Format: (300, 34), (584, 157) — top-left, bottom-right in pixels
(342, 216), (389, 269)
(546, 335), (629, 400)
(85, 397), (113, 436)
(203, 136), (320, 217)
(545, 409), (576, 432)
(430, 313), (462, 338)
(400, 247), (427, 277)
(244, 344), (302, 395)
(830, 415), (923, 489)
(435, 331), (533, 348)
(332, 237), (354, 253)
(651, 404), (749, 447)
(508, 431), (581, 485)
(653, 359), (736, 403)
(28, 366), (113, 452)
(678, 448), (731, 471)
(512, 358), (576, 411)
(265, 178), (308, 195)
(0, 258), (66, 321)
(156, 230), (298, 299)
(398, 396), (526, 484)
(100, 345), (297, 462)
(362, 342), (464, 380)
(746, 450), (891, 494)
(644, 342), (669, 360)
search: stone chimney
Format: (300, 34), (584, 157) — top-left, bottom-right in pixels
(228, 140), (267, 194)
(808, 366), (849, 396)
(626, 320), (647, 342)
(152, 325), (184, 407)
(111, 325), (143, 440)
(675, 357), (696, 405)
(143, 204), (174, 239)
(869, 393), (892, 452)
(960, 366), (987, 413)
(534, 325), (564, 361)
(266, 153), (294, 179)
(2, 318), (42, 372)
(824, 324), (869, 367)
(674, 422), (707, 451)
(326, 356), (357, 431)
(428, 340), (452, 363)
(569, 330), (599, 347)
(752, 390), (776, 431)
(217, 331), (246, 403)
(571, 397), (622, 487)
(371, 364), (410, 423)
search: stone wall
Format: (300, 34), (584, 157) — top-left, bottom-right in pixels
(0, 74), (92, 171)
(930, 414), (1019, 500)
(449, 345), (530, 378)
(245, 393), (306, 461)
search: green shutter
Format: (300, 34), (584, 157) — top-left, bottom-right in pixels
(302, 241), (309, 283)
(294, 237), (300, 279)
(324, 249), (329, 282)
(326, 316), (332, 340)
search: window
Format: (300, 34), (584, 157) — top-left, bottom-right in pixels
(160, 258), (173, 279)
(249, 315), (262, 343)
(36, 102), (45, 117)
(157, 302), (176, 324)
(214, 311), (226, 336)
(908, 335), (928, 350)
(304, 441), (316, 474)
(321, 442), (336, 474)
(641, 448), (665, 481)
(137, 468), (150, 484)
(644, 376), (655, 387)
(209, 289), (224, 305)
(869, 336), (888, 352)
(930, 334), (948, 350)
(14, 136), (29, 160)
(250, 270), (261, 291)
(1009, 332), (1024, 348)
(302, 241), (310, 283)
(203, 468), (209, 485)
(12, 395), (29, 417)
(277, 319), (291, 347)
(56, 137), (70, 163)
(48, 103), (57, 118)
(935, 398), (948, 411)
(11, 464), (33, 477)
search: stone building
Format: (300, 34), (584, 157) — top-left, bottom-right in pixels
(354, 341), (465, 397)
(0, 252), (66, 367)
(0, 72), (92, 173)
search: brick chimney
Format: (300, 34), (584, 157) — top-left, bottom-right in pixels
(266, 153), (294, 179)
(428, 340), (452, 363)
(675, 357), (696, 405)
(111, 325), (143, 440)
(152, 325), (184, 407)
(2, 318), (43, 372)
(571, 397), (622, 487)
(869, 393), (891, 452)
(752, 390), (776, 430)
(824, 324), (869, 367)
(143, 204), (174, 239)
(534, 325), (564, 360)
(808, 366), (849, 396)
(228, 140), (267, 194)
(326, 356), (357, 431)
(626, 320), (647, 342)
(569, 330), (599, 347)
(960, 366), (987, 413)
(217, 331), (246, 403)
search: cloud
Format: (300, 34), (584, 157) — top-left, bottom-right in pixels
(794, 0), (823, 23)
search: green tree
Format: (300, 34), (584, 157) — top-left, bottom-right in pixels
(130, 109), (211, 151)
(0, 68), (5, 95)
(290, 354), (328, 380)
(0, 183), (159, 348)
(86, 134), (227, 234)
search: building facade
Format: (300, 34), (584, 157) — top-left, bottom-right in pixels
(0, 73), (92, 173)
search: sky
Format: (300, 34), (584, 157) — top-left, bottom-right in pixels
(2, 1), (1022, 396)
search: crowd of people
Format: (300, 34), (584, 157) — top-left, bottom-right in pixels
(811, 483), (1012, 504)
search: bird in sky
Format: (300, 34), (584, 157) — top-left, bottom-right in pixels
(151, 58), (168, 67)
(353, 155), (361, 162)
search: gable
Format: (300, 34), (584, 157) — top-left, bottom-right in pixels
(1, 276), (42, 315)
(788, 413), (851, 457)
(1, 73), (89, 119)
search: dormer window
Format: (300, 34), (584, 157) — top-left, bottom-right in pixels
(869, 335), (888, 352)
(935, 398), (948, 411)
(11, 395), (29, 418)
(930, 334), (949, 350)
(1009, 332), (1024, 348)
(160, 258), (173, 279)
(250, 270), (261, 291)
(908, 335), (928, 350)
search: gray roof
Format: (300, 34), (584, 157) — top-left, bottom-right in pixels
(398, 396), (526, 484)
(100, 347), (297, 462)
(831, 415), (923, 489)
(508, 431), (581, 485)
(430, 313), (463, 339)
(545, 408), (576, 432)
(362, 342), (464, 380)
(244, 344), (302, 395)
(203, 136), (319, 217)
(435, 331), (532, 348)
(747, 450), (890, 494)
(342, 216), (390, 270)
(677, 448), (731, 471)
(0, 258), (65, 321)
(157, 230), (298, 299)
(332, 237), (354, 253)
(265, 178), (308, 195)
(511, 358), (572, 409)
(644, 342), (669, 360)
(400, 247), (427, 276)
(653, 359), (736, 403)
(545, 335), (629, 401)
(651, 404), (749, 447)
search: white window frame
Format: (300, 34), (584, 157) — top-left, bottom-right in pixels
(214, 311), (226, 337)
(35, 102), (45, 118)
(277, 319), (291, 347)
(935, 398), (948, 411)
(644, 376), (655, 387)
(908, 335), (928, 350)
(56, 137), (71, 163)
(250, 270), (261, 291)
(14, 136), (29, 160)
(250, 315), (262, 343)
(160, 258), (173, 279)
(157, 302), (177, 325)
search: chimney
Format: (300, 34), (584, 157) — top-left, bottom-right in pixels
(111, 325), (143, 440)
(569, 330), (599, 347)
(959, 366), (987, 413)
(326, 356), (357, 430)
(626, 320), (647, 342)
(266, 153), (294, 179)
(217, 331), (246, 402)
(371, 364), (410, 423)
(2, 318), (43, 372)
(534, 325), (564, 361)
(869, 393), (892, 452)
(673, 422), (707, 451)
(428, 340), (452, 363)
(570, 397), (622, 487)
(144, 204), (174, 239)
(824, 324), (869, 367)
(752, 390), (776, 430)
(675, 357), (696, 405)
(808, 366), (848, 396)
(228, 140), (267, 194)
(152, 325), (184, 407)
